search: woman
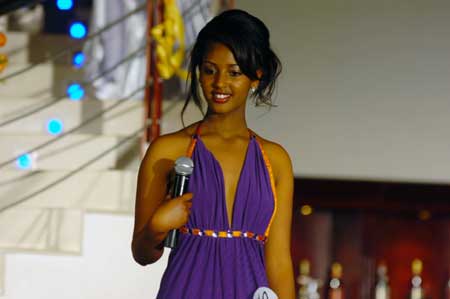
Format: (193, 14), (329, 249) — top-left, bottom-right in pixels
(132, 9), (295, 299)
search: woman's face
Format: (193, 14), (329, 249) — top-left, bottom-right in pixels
(199, 42), (257, 115)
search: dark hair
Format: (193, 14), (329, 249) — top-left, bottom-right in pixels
(181, 9), (282, 121)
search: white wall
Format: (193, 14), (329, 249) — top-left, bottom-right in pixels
(237, 0), (450, 183)
(1, 213), (168, 299)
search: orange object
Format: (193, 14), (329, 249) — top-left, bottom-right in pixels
(187, 138), (197, 158)
(0, 32), (6, 47)
(204, 230), (214, 237)
(232, 231), (242, 237)
(218, 231), (227, 238)
(0, 54), (8, 72)
(245, 231), (255, 238)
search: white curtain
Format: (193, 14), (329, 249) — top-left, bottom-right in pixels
(84, 0), (146, 100)
(84, 0), (213, 101)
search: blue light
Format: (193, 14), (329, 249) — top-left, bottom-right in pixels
(67, 83), (85, 101)
(46, 118), (64, 135)
(69, 22), (87, 39)
(56, 0), (74, 10)
(16, 153), (33, 170)
(72, 51), (85, 68)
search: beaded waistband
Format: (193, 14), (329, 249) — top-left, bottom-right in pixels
(179, 226), (267, 244)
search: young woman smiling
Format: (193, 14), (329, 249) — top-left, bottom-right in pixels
(132, 9), (295, 299)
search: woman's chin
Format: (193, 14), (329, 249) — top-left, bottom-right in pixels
(207, 98), (231, 110)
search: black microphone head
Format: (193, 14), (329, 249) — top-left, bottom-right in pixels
(174, 157), (194, 176)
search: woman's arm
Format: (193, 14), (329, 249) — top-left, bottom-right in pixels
(265, 143), (295, 299)
(131, 135), (192, 265)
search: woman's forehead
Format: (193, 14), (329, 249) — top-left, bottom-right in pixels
(203, 42), (237, 64)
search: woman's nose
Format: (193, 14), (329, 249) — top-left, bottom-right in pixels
(212, 72), (227, 88)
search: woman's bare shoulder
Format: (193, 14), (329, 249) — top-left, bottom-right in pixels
(252, 131), (293, 175)
(143, 122), (199, 161)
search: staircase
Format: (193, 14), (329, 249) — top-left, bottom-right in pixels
(0, 29), (144, 295)
(0, 29), (205, 297)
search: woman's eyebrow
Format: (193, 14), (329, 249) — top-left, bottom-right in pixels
(203, 60), (239, 67)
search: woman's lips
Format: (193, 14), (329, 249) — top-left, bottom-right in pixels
(212, 93), (231, 103)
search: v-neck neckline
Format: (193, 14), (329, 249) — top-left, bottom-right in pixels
(195, 131), (254, 230)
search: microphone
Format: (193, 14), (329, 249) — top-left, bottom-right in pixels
(163, 156), (194, 248)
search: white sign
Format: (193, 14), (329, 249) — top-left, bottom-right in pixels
(253, 287), (278, 299)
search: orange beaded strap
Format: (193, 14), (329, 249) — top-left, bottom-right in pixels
(249, 130), (278, 238)
(179, 226), (267, 244)
(186, 122), (202, 158)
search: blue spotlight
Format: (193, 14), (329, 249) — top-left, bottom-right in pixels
(69, 22), (87, 39)
(46, 118), (64, 135)
(67, 83), (85, 101)
(16, 153), (33, 170)
(56, 0), (74, 10)
(72, 51), (85, 68)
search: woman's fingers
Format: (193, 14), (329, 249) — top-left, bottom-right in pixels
(179, 193), (193, 201)
(174, 193), (193, 210)
(180, 193), (193, 210)
(152, 193), (194, 230)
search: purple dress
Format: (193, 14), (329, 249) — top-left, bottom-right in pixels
(156, 129), (277, 299)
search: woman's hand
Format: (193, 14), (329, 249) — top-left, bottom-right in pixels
(150, 193), (193, 233)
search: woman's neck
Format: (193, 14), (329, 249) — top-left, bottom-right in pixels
(202, 111), (248, 138)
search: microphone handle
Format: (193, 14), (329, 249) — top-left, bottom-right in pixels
(164, 174), (190, 248)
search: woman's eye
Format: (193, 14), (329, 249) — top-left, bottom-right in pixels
(202, 66), (215, 75)
(229, 70), (242, 77)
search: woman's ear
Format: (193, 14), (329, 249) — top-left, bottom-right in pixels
(252, 69), (263, 89)
(256, 69), (263, 79)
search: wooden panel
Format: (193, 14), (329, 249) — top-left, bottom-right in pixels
(291, 210), (333, 298)
(292, 178), (450, 299)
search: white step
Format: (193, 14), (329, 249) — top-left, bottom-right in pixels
(0, 134), (139, 171)
(0, 208), (82, 254)
(0, 170), (137, 213)
(0, 98), (144, 135)
(0, 63), (83, 98)
(0, 168), (138, 253)
(0, 214), (169, 299)
(1, 31), (29, 64)
(0, 63), (52, 98)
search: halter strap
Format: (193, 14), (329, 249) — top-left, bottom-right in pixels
(186, 123), (201, 158)
(186, 138), (198, 158)
(254, 138), (278, 237)
(194, 121), (203, 136)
